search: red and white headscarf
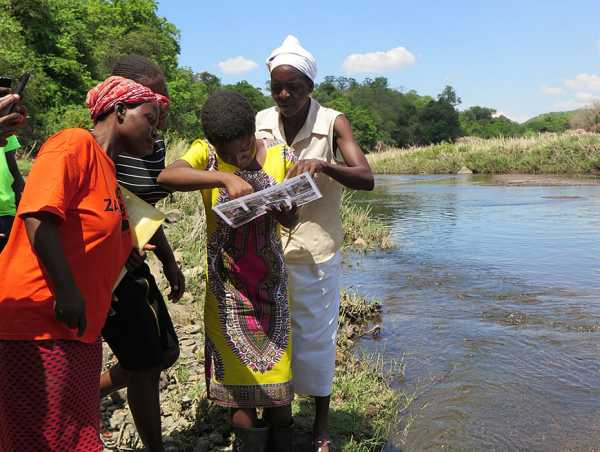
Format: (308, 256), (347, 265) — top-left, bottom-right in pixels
(85, 76), (169, 122)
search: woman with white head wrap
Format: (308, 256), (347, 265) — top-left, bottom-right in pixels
(257, 35), (374, 452)
(267, 35), (318, 84)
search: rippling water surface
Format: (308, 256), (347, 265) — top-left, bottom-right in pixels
(342, 175), (600, 451)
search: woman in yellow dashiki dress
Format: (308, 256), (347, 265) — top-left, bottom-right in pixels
(179, 136), (296, 408)
(159, 92), (298, 450)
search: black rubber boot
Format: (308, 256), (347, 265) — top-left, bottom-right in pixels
(268, 420), (294, 452)
(232, 424), (269, 452)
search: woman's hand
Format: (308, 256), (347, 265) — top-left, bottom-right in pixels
(148, 226), (185, 302)
(163, 261), (185, 302)
(125, 244), (156, 272)
(158, 160), (254, 198)
(223, 173), (253, 199)
(23, 212), (87, 337)
(285, 159), (329, 180)
(54, 284), (87, 337)
(0, 93), (27, 146)
(267, 201), (298, 229)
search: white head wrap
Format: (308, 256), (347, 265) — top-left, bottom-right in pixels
(266, 35), (317, 83)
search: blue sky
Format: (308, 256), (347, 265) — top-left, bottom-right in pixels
(157, 0), (600, 122)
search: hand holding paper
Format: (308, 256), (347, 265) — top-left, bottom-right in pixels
(212, 172), (321, 228)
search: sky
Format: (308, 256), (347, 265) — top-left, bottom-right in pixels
(157, 0), (600, 123)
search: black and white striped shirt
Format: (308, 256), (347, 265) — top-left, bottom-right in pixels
(115, 142), (171, 206)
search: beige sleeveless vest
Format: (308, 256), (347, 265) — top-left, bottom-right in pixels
(256, 99), (343, 264)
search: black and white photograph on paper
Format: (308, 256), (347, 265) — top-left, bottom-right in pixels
(212, 172), (322, 228)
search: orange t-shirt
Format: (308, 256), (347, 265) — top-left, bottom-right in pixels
(0, 128), (132, 343)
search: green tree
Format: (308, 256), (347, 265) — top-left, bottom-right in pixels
(1, 0), (182, 146)
(222, 80), (272, 113)
(345, 77), (418, 146)
(417, 99), (461, 144)
(438, 85), (461, 107)
(326, 97), (381, 150)
(196, 72), (221, 95)
(460, 106), (524, 138)
(166, 67), (208, 140)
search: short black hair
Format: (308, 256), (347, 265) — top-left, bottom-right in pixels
(111, 54), (164, 85)
(201, 91), (256, 145)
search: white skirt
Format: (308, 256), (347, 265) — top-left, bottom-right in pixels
(287, 252), (341, 397)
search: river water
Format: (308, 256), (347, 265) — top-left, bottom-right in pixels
(342, 175), (600, 451)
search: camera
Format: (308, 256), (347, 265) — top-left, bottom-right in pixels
(0, 78), (11, 98)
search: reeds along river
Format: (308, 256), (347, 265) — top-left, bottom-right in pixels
(343, 175), (600, 451)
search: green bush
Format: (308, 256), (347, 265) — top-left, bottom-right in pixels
(43, 104), (92, 139)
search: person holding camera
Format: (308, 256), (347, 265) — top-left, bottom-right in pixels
(0, 91), (26, 147)
(0, 89), (26, 252)
(0, 134), (25, 252)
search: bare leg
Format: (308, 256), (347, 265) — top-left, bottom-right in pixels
(126, 366), (164, 452)
(100, 364), (128, 398)
(263, 404), (292, 428)
(100, 364), (164, 452)
(313, 396), (331, 451)
(231, 409), (271, 452)
(231, 408), (258, 428)
(100, 342), (179, 448)
(264, 404), (293, 452)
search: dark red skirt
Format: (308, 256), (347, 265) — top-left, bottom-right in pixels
(0, 339), (102, 451)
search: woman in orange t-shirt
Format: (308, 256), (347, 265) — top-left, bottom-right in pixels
(0, 76), (168, 452)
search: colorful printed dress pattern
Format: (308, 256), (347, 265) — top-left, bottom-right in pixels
(181, 138), (296, 407)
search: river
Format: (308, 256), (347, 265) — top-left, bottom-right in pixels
(342, 175), (600, 451)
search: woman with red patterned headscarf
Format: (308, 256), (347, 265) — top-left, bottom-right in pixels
(0, 76), (167, 452)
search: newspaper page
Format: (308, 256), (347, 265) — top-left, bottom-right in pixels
(212, 172), (322, 228)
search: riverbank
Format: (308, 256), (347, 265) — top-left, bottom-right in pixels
(101, 288), (401, 452)
(484, 173), (600, 186)
(367, 131), (600, 175)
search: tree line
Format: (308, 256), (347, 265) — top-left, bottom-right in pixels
(0, 0), (579, 153)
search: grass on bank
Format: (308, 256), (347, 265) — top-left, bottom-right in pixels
(341, 192), (393, 251)
(367, 131), (600, 175)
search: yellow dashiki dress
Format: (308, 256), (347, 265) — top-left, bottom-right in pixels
(180, 138), (296, 408)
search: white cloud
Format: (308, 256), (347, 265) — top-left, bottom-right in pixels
(548, 73), (600, 109)
(575, 91), (599, 101)
(342, 47), (416, 73)
(217, 56), (258, 75)
(553, 99), (587, 111)
(540, 85), (564, 96)
(564, 73), (600, 92)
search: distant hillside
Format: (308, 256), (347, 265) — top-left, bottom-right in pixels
(523, 111), (577, 133)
